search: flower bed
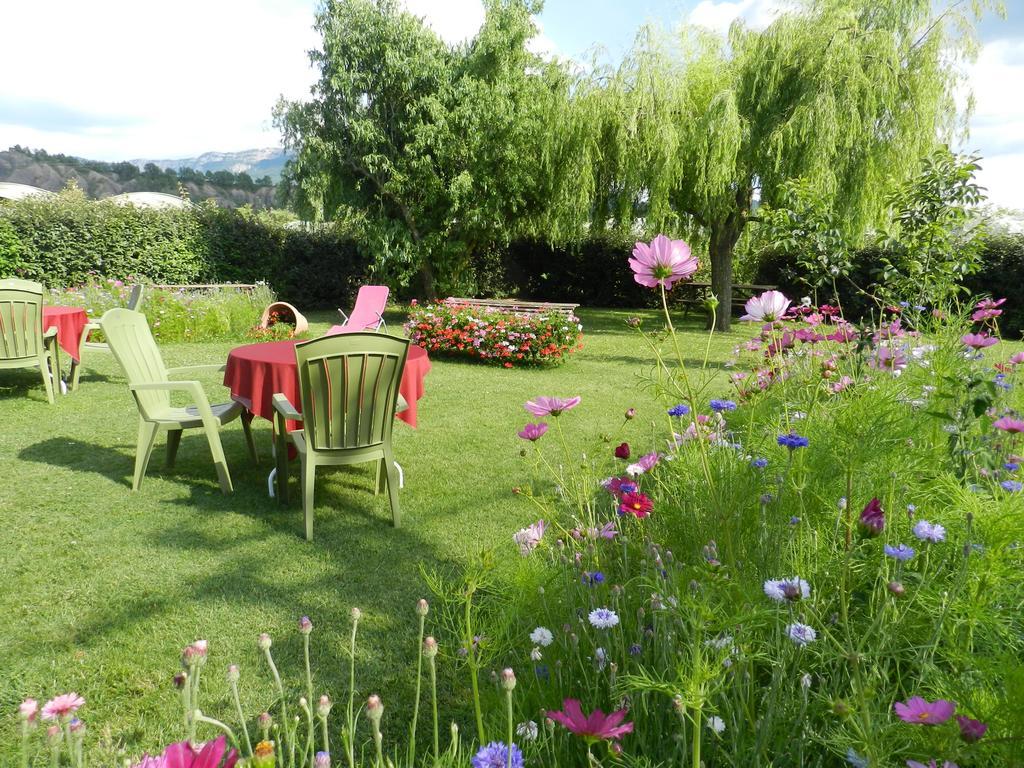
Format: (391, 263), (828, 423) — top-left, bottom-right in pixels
(405, 301), (582, 367)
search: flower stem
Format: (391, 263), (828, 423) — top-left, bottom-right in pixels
(263, 647), (289, 733)
(429, 654), (440, 764)
(230, 678), (254, 757)
(346, 615), (359, 768)
(505, 687), (514, 768)
(410, 612), (425, 761)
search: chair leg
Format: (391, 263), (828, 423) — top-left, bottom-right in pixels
(133, 420), (160, 491)
(202, 423), (233, 494)
(383, 448), (401, 528)
(302, 458), (316, 541)
(241, 413), (258, 464)
(39, 358), (55, 405)
(166, 429), (183, 468)
(375, 459), (386, 495)
(274, 415), (289, 504)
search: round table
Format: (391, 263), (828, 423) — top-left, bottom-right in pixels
(223, 339), (430, 430)
(42, 306), (89, 363)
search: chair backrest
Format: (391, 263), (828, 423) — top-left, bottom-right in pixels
(0, 278), (45, 363)
(294, 332), (409, 452)
(127, 284), (146, 311)
(343, 285), (389, 331)
(99, 308), (171, 418)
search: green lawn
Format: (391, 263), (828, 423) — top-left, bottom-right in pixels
(0, 308), (744, 760)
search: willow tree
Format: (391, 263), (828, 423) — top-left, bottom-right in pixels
(545, 0), (997, 330)
(275, 0), (565, 297)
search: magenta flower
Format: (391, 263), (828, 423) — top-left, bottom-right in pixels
(618, 491), (653, 519)
(956, 715), (988, 743)
(626, 451), (660, 476)
(870, 346), (908, 374)
(741, 290), (792, 322)
(512, 520), (546, 555)
(41, 693), (85, 721)
(906, 761), (958, 768)
(614, 442), (630, 459)
(518, 423), (549, 441)
(547, 699), (634, 743)
(524, 396), (581, 417)
(893, 697), (956, 725)
(993, 415), (1024, 434)
(629, 235), (698, 289)
(602, 477), (638, 497)
(1011, 352), (1024, 365)
(962, 333), (998, 350)
(859, 498), (885, 536)
(134, 735), (239, 768)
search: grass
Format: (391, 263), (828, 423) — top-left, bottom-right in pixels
(0, 307), (745, 760)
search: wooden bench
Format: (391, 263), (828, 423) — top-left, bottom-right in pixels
(152, 283), (259, 292)
(444, 297), (580, 318)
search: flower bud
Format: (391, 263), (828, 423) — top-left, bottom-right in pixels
(500, 668), (517, 691)
(625, 407), (636, 419)
(69, 718), (85, 734)
(887, 581), (905, 596)
(366, 695), (383, 723)
(423, 636), (439, 659)
(318, 695), (332, 717)
(19, 699), (38, 723)
(415, 599), (429, 617)
(227, 664), (240, 683)
(257, 633), (272, 651)
(831, 699), (850, 716)
(252, 740), (275, 768)
(258, 712), (273, 731)
(299, 616), (313, 635)
(315, 752), (331, 768)
(173, 672), (188, 690)
(351, 607), (362, 623)
(46, 725), (62, 744)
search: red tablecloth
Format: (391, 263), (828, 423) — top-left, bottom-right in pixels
(223, 340), (430, 430)
(43, 306), (89, 362)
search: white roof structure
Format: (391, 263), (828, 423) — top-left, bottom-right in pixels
(0, 182), (56, 201)
(106, 192), (193, 209)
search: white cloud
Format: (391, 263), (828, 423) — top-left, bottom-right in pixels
(401, 0), (485, 44)
(687, 0), (785, 35)
(0, 0), (320, 160)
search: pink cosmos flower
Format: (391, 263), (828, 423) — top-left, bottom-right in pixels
(547, 699), (634, 743)
(955, 715), (988, 743)
(618, 491), (653, 519)
(893, 697), (956, 725)
(524, 396), (581, 417)
(741, 291), (792, 322)
(1010, 352), (1024, 365)
(19, 699), (38, 722)
(629, 235), (698, 289)
(626, 451), (659, 476)
(518, 423), (549, 441)
(975, 297), (1006, 311)
(132, 735), (239, 768)
(906, 761), (958, 768)
(42, 693), (85, 721)
(859, 498), (885, 536)
(870, 346), (908, 374)
(827, 324), (858, 343)
(993, 416), (1024, 433)
(961, 333), (998, 350)
(972, 307), (1002, 321)
(513, 520), (546, 555)
(831, 375), (854, 394)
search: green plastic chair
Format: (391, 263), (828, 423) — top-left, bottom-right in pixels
(0, 279), (61, 404)
(71, 283), (146, 391)
(100, 308), (257, 493)
(272, 332), (410, 540)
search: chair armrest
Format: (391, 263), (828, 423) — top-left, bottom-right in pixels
(337, 308), (350, 324)
(272, 393), (303, 422)
(43, 326), (58, 340)
(130, 380), (217, 423)
(396, 393), (409, 413)
(167, 364), (227, 377)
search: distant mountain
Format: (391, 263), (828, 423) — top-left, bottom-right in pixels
(0, 147), (279, 209)
(130, 148), (291, 183)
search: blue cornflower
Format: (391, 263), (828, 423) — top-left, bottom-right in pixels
(898, 301), (910, 308)
(777, 432), (809, 450)
(582, 571), (605, 586)
(751, 457), (768, 469)
(1005, 462), (1020, 472)
(668, 404), (690, 417)
(629, 643), (643, 656)
(1001, 480), (1023, 492)
(710, 399), (738, 412)
(472, 742), (524, 768)
(884, 543), (915, 561)
(789, 516), (801, 525)
(534, 664), (550, 680)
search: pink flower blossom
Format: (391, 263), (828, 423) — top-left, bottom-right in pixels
(993, 416), (1024, 433)
(513, 520), (546, 555)
(962, 333), (998, 350)
(893, 697), (955, 725)
(132, 735), (239, 768)
(547, 699), (634, 743)
(625, 451), (659, 476)
(869, 346), (908, 374)
(517, 423), (549, 441)
(19, 699), (38, 722)
(41, 693), (85, 721)
(629, 235), (698, 289)
(741, 290), (792, 322)
(831, 375), (854, 394)
(524, 396), (581, 417)
(1010, 352), (1024, 365)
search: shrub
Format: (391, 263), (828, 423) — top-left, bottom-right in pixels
(405, 301), (583, 367)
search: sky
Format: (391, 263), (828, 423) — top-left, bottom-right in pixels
(0, 0), (1021, 209)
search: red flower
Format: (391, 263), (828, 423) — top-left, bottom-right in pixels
(548, 699), (633, 743)
(619, 492), (653, 519)
(614, 442), (630, 460)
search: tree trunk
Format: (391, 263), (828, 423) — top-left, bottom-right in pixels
(708, 221), (742, 332)
(418, 262), (437, 300)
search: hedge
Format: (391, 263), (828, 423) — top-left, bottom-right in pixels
(0, 192), (369, 309)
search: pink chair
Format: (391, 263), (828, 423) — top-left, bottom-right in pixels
(329, 286), (389, 335)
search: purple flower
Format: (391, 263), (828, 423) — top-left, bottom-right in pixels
(885, 543), (916, 561)
(893, 697), (956, 725)
(512, 521), (546, 555)
(471, 742), (524, 768)
(524, 396), (581, 417)
(763, 577), (811, 602)
(626, 451), (660, 476)
(668, 404), (690, 417)
(751, 457), (768, 469)
(786, 623), (817, 646)
(517, 422), (549, 441)
(956, 715), (988, 743)
(870, 346), (909, 374)
(602, 477), (638, 497)
(1001, 480), (1022, 492)
(962, 333), (998, 350)
(710, 399), (737, 412)
(859, 498), (885, 536)
(906, 761), (959, 768)
(993, 416), (1024, 433)
(777, 432), (809, 450)
(912, 520), (946, 543)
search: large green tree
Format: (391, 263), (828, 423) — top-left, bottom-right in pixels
(543, 0), (997, 329)
(275, 0), (562, 297)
